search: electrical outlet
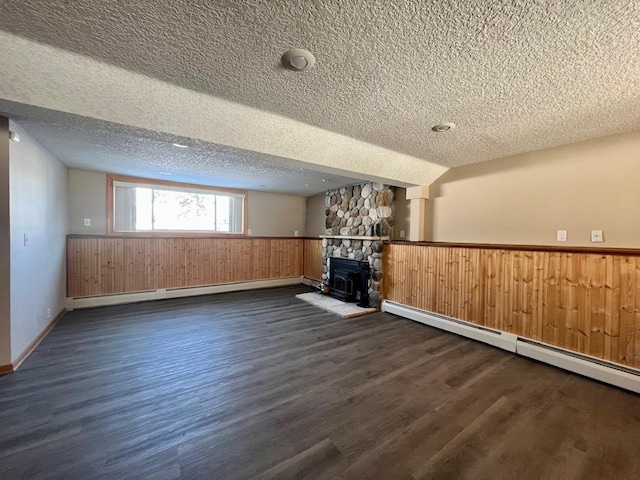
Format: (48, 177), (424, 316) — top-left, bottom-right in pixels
(46, 308), (51, 319)
(556, 230), (567, 242)
(247, 229), (252, 236)
(84, 218), (91, 227)
(591, 229), (603, 243)
(294, 230), (299, 237)
(400, 230), (405, 238)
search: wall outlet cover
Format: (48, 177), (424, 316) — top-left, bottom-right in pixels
(591, 230), (604, 243)
(294, 230), (299, 237)
(556, 230), (567, 242)
(84, 218), (91, 226)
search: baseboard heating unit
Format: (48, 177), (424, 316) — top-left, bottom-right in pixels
(67, 277), (303, 310)
(381, 300), (640, 395)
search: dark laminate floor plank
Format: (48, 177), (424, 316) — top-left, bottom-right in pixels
(1, 285), (640, 479)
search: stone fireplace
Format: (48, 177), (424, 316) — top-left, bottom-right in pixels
(327, 257), (371, 307)
(320, 182), (395, 308)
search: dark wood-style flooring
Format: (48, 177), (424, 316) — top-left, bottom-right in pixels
(1, 285), (640, 479)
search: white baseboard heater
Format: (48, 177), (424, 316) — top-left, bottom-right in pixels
(67, 277), (303, 310)
(381, 300), (640, 395)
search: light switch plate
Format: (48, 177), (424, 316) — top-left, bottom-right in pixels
(591, 229), (603, 243)
(400, 230), (405, 238)
(556, 230), (567, 242)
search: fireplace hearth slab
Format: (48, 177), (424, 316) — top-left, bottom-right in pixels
(295, 292), (377, 318)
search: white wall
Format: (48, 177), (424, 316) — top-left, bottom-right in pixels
(427, 130), (640, 247)
(9, 120), (68, 362)
(68, 169), (307, 237)
(0, 118), (10, 366)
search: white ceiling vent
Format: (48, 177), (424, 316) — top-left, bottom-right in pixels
(281, 49), (316, 72)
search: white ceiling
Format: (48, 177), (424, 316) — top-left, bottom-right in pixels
(1, 1), (639, 188)
(7, 111), (363, 196)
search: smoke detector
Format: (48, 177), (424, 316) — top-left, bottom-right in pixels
(281, 49), (316, 72)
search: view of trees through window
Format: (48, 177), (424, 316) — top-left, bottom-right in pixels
(134, 187), (231, 232)
(111, 178), (244, 234)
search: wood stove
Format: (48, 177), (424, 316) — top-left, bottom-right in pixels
(328, 258), (370, 307)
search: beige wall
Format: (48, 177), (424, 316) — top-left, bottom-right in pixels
(9, 120), (68, 363)
(0, 118), (10, 366)
(246, 191), (306, 237)
(427, 130), (640, 247)
(393, 187), (410, 241)
(68, 169), (107, 234)
(68, 169), (307, 237)
(305, 192), (326, 238)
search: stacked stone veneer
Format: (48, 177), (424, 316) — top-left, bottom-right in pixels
(324, 182), (395, 237)
(321, 182), (395, 308)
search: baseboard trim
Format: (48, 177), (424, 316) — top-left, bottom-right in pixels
(381, 300), (640, 394)
(67, 277), (304, 309)
(1, 307), (67, 375)
(381, 301), (517, 352)
(302, 277), (322, 289)
(0, 363), (13, 375)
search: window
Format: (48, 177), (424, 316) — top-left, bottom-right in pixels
(107, 175), (246, 235)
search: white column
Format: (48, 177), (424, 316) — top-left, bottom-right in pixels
(406, 185), (430, 242)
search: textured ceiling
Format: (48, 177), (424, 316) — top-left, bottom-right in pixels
(0, 32), (447, 188)
(0, 0), (638, 169)
(9, 114), (363, 196)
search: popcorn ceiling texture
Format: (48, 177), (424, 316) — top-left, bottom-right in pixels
(1, 0), (639, 170)
(10, 117), (362, 196)
(0, 31), (445, 187)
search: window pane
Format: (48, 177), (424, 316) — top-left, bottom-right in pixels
(112, 178), (244, 234)
(215, 195), (230, 232)
(135, 187), (153, 231)
(152, 189), (216, 231)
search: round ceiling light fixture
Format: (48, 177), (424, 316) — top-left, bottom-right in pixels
(432, 122), (456, 132)
(281, 49), (316, 72)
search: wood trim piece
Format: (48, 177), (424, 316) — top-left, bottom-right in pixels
(0, 363), (13, 376)
(106, 173), (248, 237)
(5, 308), (66, 374)
(386, 240), (640, 257)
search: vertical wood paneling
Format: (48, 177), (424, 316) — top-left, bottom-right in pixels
(68, 237), (304, 298)
(385, 243), (640, 369)
(303, 239), (323, 280)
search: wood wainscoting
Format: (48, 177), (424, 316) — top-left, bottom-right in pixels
(385, 242), (640, 369)
(303, 238), (323, 281)
(67, 236), (304, 298)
